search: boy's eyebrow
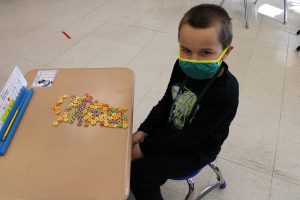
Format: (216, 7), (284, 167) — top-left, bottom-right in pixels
(179, 45), (189, 49)
(198, 48), (214, 51)
(180, 45), (214, 51)
(180, 45), (214, 52)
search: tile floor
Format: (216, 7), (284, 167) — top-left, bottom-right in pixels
(0, 0), (300, 199)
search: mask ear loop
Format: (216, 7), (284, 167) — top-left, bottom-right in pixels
(217, 47), (229, 66)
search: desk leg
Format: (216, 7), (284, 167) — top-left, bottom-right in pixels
(244, 0), (249, 29)
(220, 0), (226, 6)
(284, 0), (287, 24)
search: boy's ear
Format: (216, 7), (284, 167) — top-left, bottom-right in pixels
(222, 45), (234, 60)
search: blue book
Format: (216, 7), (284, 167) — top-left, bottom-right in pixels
(0, 88), (34, 155)
(0, 87), (26, 139)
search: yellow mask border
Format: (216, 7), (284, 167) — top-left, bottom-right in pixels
(178, 47), (229, 64)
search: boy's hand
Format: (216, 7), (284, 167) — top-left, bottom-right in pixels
(131, 144), (143, 161)
(132, 131), (147, 146)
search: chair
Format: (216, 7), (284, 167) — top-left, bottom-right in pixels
(220, 0), (249, 28)
(171, 162), (226, 200)
(220, 0), (287, 29)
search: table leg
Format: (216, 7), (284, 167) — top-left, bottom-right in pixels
(244, 0), (249, 29)
(220, 0), (226, 6)
(284, 0), (287, 24)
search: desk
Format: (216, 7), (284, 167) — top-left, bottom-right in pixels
(0, 68), (134, 200)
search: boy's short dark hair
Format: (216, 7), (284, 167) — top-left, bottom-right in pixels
(179, 4), (233, 49)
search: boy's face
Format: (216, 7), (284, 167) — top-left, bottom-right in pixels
(178, 24), (232, 61)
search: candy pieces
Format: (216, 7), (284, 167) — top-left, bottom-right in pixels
(51, 93), (128, 128)
(52, 121), (59, 126)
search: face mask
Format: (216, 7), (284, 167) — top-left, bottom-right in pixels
(178, 47), (228, 80)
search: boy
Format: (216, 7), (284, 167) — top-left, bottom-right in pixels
(130, 4), (238, 200)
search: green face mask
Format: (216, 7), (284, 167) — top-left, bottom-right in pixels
(178, 47), (228, 80)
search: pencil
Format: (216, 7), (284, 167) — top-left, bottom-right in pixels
(2, 109), (19, 141)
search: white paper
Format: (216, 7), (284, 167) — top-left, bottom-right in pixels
(0, 66), (27, 130)
(31, 70), (58, 87)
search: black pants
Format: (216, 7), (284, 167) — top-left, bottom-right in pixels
(130, 149), (213, 200)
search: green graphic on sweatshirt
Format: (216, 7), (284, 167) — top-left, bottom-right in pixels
(169, 86), (197, 130)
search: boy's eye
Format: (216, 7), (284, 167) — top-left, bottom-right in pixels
(182, 48), (192, 55)
(199, 51), (212, 56)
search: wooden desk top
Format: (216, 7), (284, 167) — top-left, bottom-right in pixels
(0, 68), (134, 200)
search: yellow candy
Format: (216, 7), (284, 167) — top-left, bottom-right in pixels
(83, 116), (88, 120)
(55, 109), (61, 115)
(57, 117), (64, 122)
(51, 93), (128, 129)
(52, 121), (59, 126)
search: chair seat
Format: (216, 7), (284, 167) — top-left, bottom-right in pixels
(168, 163), (226, 200)
(171, 169), (202, 180)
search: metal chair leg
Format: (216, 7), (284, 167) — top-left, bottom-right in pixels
(208, 163), (226, 187)
(185, 178), (195, 200)
(194, 163), (226, 200)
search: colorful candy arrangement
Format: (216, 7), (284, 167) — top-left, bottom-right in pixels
(51, 93), (128, 128)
